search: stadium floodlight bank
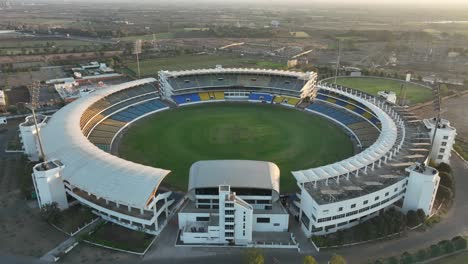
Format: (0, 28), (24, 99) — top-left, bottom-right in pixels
(19, 68), (455, 240)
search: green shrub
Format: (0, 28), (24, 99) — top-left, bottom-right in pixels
(400, 252), (413, 264)
(429, 244), (442, 258)
(451, 236), (467, 250)
(415, 248), (428, 261)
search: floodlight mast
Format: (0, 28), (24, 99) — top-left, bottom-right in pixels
(30, 81), (47, 162)
(334, 39), (342, 84)
(429, 84), (442, 160)
(134, 39), (142, 78)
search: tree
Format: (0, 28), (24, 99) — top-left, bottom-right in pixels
(329, 254), (347, 264)
(429, 244), (442, 258)
(436, 163), (452, 174)
(406, 210), (419, 227)
(303, 256), (318, 264)
(415, 249), (428, 261)
(452, 236), (467, 250)
(245, 248), (264, 264)
(385, 256), (398, 264)
(399, 252), (413, 264)
(416, 209), (426, 224)
(39, 202), (61, 224)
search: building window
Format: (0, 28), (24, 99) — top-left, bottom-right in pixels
(257, 217), (270, 223)
(225, 225), (234, 230)
(437, 154), (444, 159)
(301, 212), (310, 229)
(375, 196), (380, 201)
(225, 232), (234, 237)
(394, 188), (398, 192)
(441, 142), (447, 146)
(385, 192), (389, 197)
(274, 223), (280, 226)
(225, 210), (234, 215)
(443, 136), (449, 140)
(197, 199), (210, 203)
(440, 148), (446, 153)
(351, 204), (356, 208)
(198, 204), (210, 209)
(225, 203), (234, 208)
(363, 200), (368, 205)
(338, 207), (343, 211)
(196, 217), (209, 222)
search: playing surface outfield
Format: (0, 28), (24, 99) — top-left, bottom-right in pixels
(119, 103), (354, 192)
(329, 77), (433, 105)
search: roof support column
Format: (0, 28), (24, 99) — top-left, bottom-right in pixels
(128, 205), (131, 212)
(346, 172), (350, 180)
(364, 166), (368, 174)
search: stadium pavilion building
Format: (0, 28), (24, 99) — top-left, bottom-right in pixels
(178, 160), (289, 245)
(20, 67), (452, 241)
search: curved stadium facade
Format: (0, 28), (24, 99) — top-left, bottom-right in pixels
(22, 68), (440, 238)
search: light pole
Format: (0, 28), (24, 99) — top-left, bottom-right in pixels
(28, 81), (47, 162)
(134, 39), (142, 78)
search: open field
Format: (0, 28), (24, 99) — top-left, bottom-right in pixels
(125, 54), (285, 77)
(117, 33), (175, 41)
(83, 222), (154, 253)
(327, 77), (433, 105)
(119, 103), (354, 192)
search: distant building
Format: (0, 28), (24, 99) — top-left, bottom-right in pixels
(0, 90), (6, 109)
(378, 91), (397, 104)
(271, 20), (280, 28)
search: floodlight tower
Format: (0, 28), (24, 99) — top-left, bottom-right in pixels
(134, 39), (142, 78)
(429, 84), (442, 159)
(333, 39), (342, 84)
(29, 81), (47, 162)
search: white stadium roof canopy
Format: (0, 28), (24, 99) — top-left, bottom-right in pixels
(292, 85), (398, 183)
(40, 78), (171, 209)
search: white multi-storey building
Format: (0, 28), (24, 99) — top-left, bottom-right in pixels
(423, 118), (457, 165)
(178, 160), (289, 245)
(19, 114), (49, 161)
(32, 160), (69, 210)
(402, 163), (440, 215)
(292, 83), (440, 237)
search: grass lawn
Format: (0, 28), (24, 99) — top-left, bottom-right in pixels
(83, 222), (154, 253)
(119, 103), (354, 192)
(431, 250), (468, 264)
(53, 205), (96, 234)
(327, 77), (433, 105)
(125, 54), (285, 77)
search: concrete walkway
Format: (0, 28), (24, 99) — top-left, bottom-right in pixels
(40, 218), (103, 262)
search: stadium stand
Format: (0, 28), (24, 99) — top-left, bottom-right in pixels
(172, 93), (201, 104)
(249, 93), (274, 102)
(199, 92), (211, 101)
(306, 101), (379, 148)
(213, 91), (225, 100)
(80, 84), (156, 133)
(88, 99), (168, 152)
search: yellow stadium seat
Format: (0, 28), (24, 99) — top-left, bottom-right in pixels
(214, 91), (224, 99)
(345, 104), (356, 111)
(274, 96), (284, 103)
(327, 98), (337, 104)
(199, 92), (211, 101)
(285, 97), (300, 106)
